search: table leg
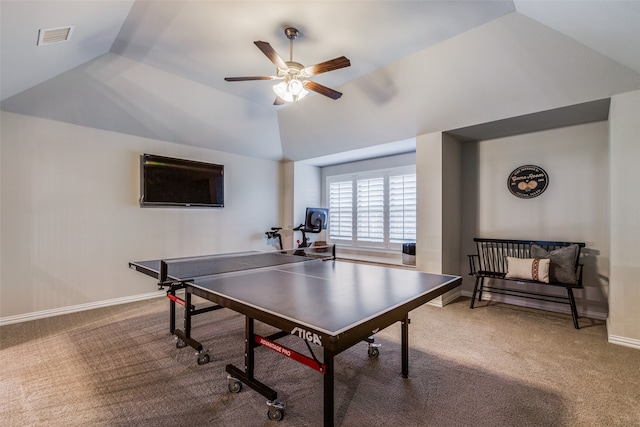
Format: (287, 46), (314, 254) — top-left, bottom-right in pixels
(323, 348), (335, 427)
(168, 288), (176, 334)
(226, 316), (277, 398)
(245, 316), (254, 377)
(184, 291), (192, 341)
(401, 314), (409, 378)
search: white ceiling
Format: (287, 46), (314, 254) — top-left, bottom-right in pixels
(2, 1), (639, 165)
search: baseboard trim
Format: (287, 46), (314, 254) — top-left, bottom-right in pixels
(0, 291), (165, 326)
(460, 289), (608, 321)
(336, 256), (414, 269)
(606, 318), (640, 350)
(428, 287), (462, 307)
(7, 289), (636, 351)
(607, 334), (640, 350)
(462, 290), (640, 350)
(335, 246), (404, 266)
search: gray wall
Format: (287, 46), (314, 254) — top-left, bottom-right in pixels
(608, 90), (640, 344)
(1, 112), (281, 320)
(2, 92), (639, 346)
(460, 121), (610, 319)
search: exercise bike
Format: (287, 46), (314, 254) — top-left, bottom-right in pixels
(265, 227), (283, 251)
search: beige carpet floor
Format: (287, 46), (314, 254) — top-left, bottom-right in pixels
(1, 296), (639, 426)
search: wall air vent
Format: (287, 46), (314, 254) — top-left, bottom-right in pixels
(37, 26), (74, 46)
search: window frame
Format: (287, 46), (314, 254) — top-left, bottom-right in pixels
(326, 165), (416, 250)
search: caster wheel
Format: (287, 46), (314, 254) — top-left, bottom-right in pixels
(196, 353), (210, 365)
(228, 381), (242, 393)
(175, 340), (187, 349)
(368, 347), (380, 358)
(267, 407), (284, 421)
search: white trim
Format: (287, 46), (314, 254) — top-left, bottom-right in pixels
(460, 289), (608, 320)
(463, 290), (640, 349)
(428, 288), (462, 307)
(607, 318), (640, 350)
(336, 246), (403, 264)
(0, 291), (165, 326)
(607, 333), (640, 350)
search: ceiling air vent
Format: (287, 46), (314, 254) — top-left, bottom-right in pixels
(37, 26), (74, 46)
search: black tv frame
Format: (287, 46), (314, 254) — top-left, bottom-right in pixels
(140, 154), (224, 208)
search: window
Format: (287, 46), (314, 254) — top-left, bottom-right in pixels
(328, 181), (353, 240)
(327, 166), (416, 249)
(357, 177), (384, 242)
(389, 173), (417, 242)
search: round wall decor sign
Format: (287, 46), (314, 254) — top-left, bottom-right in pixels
(507, 165), (549, 199)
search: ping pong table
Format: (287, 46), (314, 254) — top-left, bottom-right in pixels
(129, 248), (461, 426)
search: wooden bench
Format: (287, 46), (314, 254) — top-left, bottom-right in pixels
(468, 238), (585, 329)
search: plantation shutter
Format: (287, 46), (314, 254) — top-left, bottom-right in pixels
(356, 177), (384, 242)
(389, 174), (417, 242)
(328, 180), (353, 240)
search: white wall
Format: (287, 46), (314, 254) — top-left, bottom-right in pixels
(460, 121), (610, 319)
(278, 12), (640, 162)
(416, 133), (444, 274)
(415, 132), (462, 307)
(279, 161), (323, 249)
(292, 162), (323, 245)
(441, 134), (461, 276)
(0, 112), (281, 320)
(320, 152), (416, 181)
(608, 90), (640, 346)
(280, 161), (295, 249)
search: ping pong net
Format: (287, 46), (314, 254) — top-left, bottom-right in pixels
(159, 245), (335, 285)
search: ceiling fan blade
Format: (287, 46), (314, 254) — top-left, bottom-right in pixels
(303, 80), (343, 100)
(224, 76), (276, 82)
(273, 97), (285, 106)
(254, 41), (288, 70)
(303, 56), (351, 76)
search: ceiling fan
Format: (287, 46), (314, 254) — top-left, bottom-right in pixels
(224, 27), (351, 105)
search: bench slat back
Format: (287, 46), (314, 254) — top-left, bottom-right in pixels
(473, 238), (585, 274)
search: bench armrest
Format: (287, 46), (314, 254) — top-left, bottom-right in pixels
(576, 263), (584, 287)
(468, 254), (479, 276)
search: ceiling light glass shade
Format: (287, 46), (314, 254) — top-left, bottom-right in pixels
(273, 78), (308, 103)
(288, 79), (304, 95)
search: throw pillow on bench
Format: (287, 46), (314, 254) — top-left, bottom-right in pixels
(505, 257), (550, 283)
(530, 243), (580, 285)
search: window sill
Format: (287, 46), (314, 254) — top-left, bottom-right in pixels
(333, 245), (415, 268)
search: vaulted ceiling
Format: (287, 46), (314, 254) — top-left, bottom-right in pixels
(2, 1), (639, 165)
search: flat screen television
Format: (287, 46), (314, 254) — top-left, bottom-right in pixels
(140, 154), (224, 207)
(304, 207), (329, 232)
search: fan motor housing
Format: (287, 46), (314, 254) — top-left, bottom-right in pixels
(284, 27), (299, 40)
(280, 61), (307, 79)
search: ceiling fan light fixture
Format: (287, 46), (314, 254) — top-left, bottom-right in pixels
(273, 78), (308, 103)
(288, 79), (305, 95)
(273, 81), (287, 99)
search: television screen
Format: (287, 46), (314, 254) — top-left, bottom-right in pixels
(305, 207), (328, 231)
(140, 154), (224, 207)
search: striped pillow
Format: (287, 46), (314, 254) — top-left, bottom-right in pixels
(505, 257), (550, 283)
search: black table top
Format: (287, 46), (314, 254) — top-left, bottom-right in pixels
(131, 255), (460, 337)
